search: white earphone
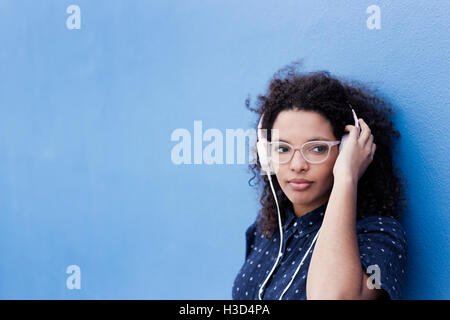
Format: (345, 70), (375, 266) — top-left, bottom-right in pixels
(255, 105), (360, 300)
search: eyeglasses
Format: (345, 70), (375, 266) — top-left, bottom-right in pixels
(268, 140), (341, 164)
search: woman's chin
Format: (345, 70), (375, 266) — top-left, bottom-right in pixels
(286, 192), (312, 204)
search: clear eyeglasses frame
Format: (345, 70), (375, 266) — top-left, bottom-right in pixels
(268, 140), (341, 165)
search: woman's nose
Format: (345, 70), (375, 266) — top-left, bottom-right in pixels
(289, 149), (309, 171)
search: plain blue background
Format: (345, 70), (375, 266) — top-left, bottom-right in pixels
(0, 0), (448, 299)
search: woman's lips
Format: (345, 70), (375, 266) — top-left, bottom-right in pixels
(288, 181), (313, 191)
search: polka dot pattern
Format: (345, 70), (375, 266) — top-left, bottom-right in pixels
(357, 215), (408, 299)
(231, 202), (407, 300)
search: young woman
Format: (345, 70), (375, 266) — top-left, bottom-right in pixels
(232, 61), (408, 300)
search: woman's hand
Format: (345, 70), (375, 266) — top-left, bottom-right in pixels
(332, 118), (376, 183)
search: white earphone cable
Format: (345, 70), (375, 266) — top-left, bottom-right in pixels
(279, 226), (321, 300)
(257, 171), (321, 300)
(258, 172), (284, 300)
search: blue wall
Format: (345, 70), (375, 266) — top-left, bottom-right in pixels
(0, 0), (448, 299)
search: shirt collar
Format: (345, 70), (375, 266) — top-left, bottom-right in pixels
(283, 201), (328, 233)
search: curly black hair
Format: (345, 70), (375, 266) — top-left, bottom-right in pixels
(246, 59), (408, 239)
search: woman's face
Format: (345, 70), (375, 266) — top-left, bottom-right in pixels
(271, 109), (339, 217)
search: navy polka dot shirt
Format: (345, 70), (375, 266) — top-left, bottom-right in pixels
(232, 202), (408, 300)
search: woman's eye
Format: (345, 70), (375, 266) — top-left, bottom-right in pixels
(312, 146), (327, 153)
(277, 146), (289, 153)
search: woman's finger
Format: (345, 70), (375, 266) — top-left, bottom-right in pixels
(358, 118), (372, 143)
(367, 134), (374, 146)
(344, 125), (358, 139)
(344, 124), (354, 132)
